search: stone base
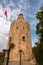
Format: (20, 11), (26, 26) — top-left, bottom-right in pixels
(3, 59), (37, 65)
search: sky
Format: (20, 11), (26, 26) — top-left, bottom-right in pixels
(0, 0), (43, 51)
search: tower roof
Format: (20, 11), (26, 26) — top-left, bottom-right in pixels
(18, 13), (24, 19)
(18, 13), (23, 16)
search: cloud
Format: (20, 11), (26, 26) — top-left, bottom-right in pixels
(0, 0), (36, 51)
(0, 0), (43, 51)
(0, 0), (22, 51)
(32, 37), (38, 47)
(0, 35), (8, 51)
(0, 6), (11, 51)
(18, 0), (30, 10)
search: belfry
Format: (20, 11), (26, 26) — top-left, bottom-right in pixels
(4, 13), (36, 65)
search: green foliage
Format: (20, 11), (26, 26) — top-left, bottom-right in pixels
(0, 52), (5, 65)
(36, 5), (43, 44)
(9, 43), (14, 50)
(6, 38), (15, 65)
(33, 5), (43, 65)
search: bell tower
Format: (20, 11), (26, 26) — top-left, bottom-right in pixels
(4, 13), (36, 65)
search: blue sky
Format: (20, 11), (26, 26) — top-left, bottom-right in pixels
(0, 0), (43, 51)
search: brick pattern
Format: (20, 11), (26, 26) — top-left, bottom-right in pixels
(4, 14), (36, 65)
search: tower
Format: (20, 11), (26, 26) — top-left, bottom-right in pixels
(4, 13), (36, 65)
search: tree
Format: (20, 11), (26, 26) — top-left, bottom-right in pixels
(3, 49), (7, 60)
(0, 52), (5, 65)
(33, 5), (43, 65)
(6, 37), (14, 65)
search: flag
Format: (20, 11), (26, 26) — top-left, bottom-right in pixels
(4, 10), (7, 19)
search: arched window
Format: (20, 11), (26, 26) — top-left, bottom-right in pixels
(23, 27), (24, 29)
(22, 36), (25, 42)
(16, 27), (18, 29)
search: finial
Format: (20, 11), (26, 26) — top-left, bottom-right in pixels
(19, 13), (23, 16)
(18, 13), (24, 19)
